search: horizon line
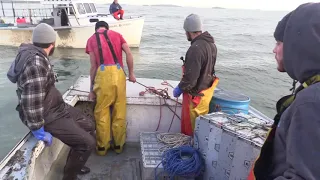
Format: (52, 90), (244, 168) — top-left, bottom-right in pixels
(95, 2), (291, 12)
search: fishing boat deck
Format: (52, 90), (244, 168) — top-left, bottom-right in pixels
(46, 142), (143, 180)
(0, 76), (273, 180)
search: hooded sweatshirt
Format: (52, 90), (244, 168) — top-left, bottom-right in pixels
(7, 43), (57, 131)
(270, 3), (320, 180)
(178, 31), (217, 93)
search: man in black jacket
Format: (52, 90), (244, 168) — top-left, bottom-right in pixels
(173, 14), (219, 136)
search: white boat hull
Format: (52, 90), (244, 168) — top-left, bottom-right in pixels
(0, 17), (145, 48)
(0, 76), (273, 180)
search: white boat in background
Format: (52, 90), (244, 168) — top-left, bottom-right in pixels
(0, 76), (273, 180)
(0, 0), (145, 48)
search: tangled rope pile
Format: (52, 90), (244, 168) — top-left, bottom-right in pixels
(155, 145), (205, 180)
(156, 133), (192, 153)
(139, 86), (171, 99)
(135, 80), (181, 105)
(134, 80), (182, 132)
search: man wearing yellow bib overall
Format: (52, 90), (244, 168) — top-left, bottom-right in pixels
(86, 21), (136, 155)
(173, 14), (219, 136)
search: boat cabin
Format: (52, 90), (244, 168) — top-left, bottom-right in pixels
(40, 0), (117, 27)
(0, 0), (117, 27)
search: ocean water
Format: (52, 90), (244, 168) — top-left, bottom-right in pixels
(0, 4), (292, 160)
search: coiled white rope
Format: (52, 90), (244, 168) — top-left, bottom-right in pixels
(156, 133), (192, 153)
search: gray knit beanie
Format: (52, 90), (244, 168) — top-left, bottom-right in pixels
(183, 14), (203, 32)
(32, 23), (56, 44)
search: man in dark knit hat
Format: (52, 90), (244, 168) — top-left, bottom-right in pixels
(249, 3), (320, 180)
(248, 11), (293, 179)
(272, 12), (292, 73)
(7, 23), (95, 180)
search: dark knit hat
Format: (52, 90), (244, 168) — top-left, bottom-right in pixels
(95, 21), (109, 31)
(274, 12), (292, 42)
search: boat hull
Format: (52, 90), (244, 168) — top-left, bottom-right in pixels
(0, 17), (145, 48)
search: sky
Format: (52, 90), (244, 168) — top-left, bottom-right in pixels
(98, 0), (320, 11)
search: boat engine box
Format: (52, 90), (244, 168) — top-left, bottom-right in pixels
(193, 112), (271, 180)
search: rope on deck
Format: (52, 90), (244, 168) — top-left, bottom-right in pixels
(156, 133), (192, 153)
(133, 79), (182, 132)
(155, 145), (205, 180)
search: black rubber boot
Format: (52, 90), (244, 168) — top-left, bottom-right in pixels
(79, 166), (90, 174)
(62, 149), (91, 180)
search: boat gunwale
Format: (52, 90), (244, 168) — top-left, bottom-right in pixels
(0, 16), (145, 31)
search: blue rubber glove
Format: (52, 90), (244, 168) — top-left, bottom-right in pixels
(31, 127), (53, 146)
(173, 86), (183, 98)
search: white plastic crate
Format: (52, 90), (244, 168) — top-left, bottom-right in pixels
(194, 112), (271, 180)
(140, 132), (196, 180)
(140, 132), (164, 180)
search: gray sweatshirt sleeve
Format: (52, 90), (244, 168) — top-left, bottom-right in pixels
(274, 102), (320, 180)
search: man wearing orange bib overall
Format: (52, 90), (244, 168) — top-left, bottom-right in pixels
(248, 3), (320, 180)
(173, 14), (219, 136)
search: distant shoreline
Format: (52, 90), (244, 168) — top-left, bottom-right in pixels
(212, 7), (226, 9)
(143, 4), (181, 7)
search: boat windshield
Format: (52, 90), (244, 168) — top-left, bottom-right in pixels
(76, 3), (86, 14)
(83, 3), (92, 13)
(89, 3), (97, 13)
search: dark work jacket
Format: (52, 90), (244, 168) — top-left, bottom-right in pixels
(178, 31), (217, 94)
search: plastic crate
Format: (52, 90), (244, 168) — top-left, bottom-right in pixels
(139, 132), (195, 180)
(193, 112), (271, 180)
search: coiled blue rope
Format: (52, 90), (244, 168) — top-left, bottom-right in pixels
(155, 145), (204, 180)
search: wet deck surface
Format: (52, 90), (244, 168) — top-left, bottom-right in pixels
(46, 142), (142, 180)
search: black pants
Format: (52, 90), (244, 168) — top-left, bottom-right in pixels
(44, 104), (96, 180)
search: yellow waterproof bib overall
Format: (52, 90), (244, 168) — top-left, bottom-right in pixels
(93, 30), (127, 155)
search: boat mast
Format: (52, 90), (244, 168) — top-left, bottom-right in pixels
(1, 1), (4, 17)
(11, 1), (15, 22)
(26, 0), (32, 24)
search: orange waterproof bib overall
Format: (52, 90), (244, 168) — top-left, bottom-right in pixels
(180, 65), (219, 136)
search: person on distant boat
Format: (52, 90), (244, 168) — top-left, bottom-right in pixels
(6, 23), (95, 180)
(109, 0), (124, 20)
(0, 17), (4, 24)
(86, 21), (136, 156)
(172, 14), (219, 136)
(16, 17), (26, 24)
(248, 3), (320, 180)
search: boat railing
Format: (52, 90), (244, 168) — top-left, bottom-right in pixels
(1, 7), (53, 24)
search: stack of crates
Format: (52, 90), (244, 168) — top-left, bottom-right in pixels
(193, 112), (271, 180)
